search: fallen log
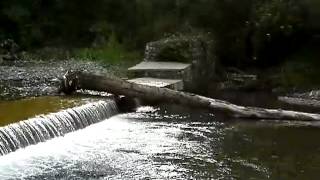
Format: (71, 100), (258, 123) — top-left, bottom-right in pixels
(61, 71), (320, 121)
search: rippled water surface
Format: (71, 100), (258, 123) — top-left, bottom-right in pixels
(1, 104), (320, 179)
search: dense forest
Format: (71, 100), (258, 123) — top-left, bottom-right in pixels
(0, 0), (319, 69)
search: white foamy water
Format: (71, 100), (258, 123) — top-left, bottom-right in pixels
(0, 111), (225, 179)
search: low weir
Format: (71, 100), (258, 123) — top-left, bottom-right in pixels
(0, 100), (118, 156)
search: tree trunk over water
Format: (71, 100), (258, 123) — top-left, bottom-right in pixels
(61, 71), (320, 121)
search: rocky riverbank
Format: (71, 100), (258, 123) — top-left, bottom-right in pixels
(278, 90), (320, 108)
(0, 59), (125, 100)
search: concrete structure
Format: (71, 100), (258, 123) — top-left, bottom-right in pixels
(127, 61), (190, 91)
(128, 61), (191, 80)
(128, 78), (184, 91)
(127, 35), (216, 91)
(128, 61), (190, 71)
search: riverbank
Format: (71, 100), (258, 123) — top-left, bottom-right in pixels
(1, 40), (320, 111)
(0, 58), (132, 100)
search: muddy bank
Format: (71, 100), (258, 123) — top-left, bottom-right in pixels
(0, 59), (124, 100)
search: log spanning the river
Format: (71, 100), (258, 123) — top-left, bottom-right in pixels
(61, 71), (320, 121)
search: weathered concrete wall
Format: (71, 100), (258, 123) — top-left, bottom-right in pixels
(144, 35), (217, 93)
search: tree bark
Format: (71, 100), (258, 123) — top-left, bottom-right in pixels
(61, 71), (320, 121)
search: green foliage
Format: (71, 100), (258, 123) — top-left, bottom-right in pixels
(155, 37), (192, 63)
(251, 0), (308, 66)
(0, 0), (318, 70)
(74, 33), (141, 64)
(275, 47), (320, 89)
(157, 46), (189, 62)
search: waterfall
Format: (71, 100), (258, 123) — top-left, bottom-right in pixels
(0, 100), (118, 156)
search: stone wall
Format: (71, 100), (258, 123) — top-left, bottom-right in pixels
(144, 35), (217, 93)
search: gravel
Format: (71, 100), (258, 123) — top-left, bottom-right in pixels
(0, 59), (126, 100)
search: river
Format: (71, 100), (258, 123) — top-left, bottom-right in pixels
(0, 97), (320, 179)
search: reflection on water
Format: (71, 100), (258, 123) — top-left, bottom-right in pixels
(0, 96), (102, 127)
(0, 105), (320, 179)
(223, 120), (320, 179)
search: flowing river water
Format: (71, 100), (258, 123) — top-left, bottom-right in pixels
(1, 54), (320, 179)
(0, 96), (320, 179)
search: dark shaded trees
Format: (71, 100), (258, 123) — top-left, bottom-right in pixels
(0, 0), (318, 67)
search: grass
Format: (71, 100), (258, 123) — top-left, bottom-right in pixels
(74, 44), (141, 65)
(74, 33), (141, 65)
(21, 32), (142, 66)
(19, 39), (142, 78)
(22, 45), (141, 65)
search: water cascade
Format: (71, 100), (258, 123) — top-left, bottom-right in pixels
(0, 100), (118, 156)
